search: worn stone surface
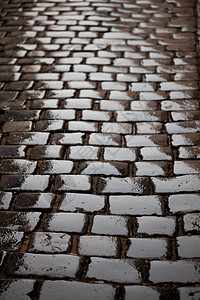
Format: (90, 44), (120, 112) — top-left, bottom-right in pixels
(0, 0), (199, 298)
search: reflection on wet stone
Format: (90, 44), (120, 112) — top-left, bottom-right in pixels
(40, 281), (116, 300)
(0, 212), (41, 231)
(0, 280), (35, 300)
(0, 0), (200, 296)
(6, 253), (81, 278)
(0, 231), (24, 251)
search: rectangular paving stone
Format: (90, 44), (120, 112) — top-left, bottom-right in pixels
(161, 100), (199, 111)
(99, 177), (150, 194)
(104, 147), (136, 162)
(69, 146), (99, 160)
(7, 132), (49, 145)
(141, 147), (172, 161)
(40, 280), (116, 300)
(91, 215), (129, 236)
(39, 160), (73, 174)
(30, 146), (63, 159)
(0, 175), (49, 191)
(152, 175), (200, 193)
(78, 235), (117, 257)
(174, 160), (200, 175)
(0, 280), (35, 300)
(0, 159), (37, 174)
(44, 213), (86, 233)
(135, 162), (169, 176)
(160, 81), (198, 91)
(6, 253), (80, 278)
(124, 286), (160, 300)
(0, 231), (24, 251)
(64, 99), (92, 110)
(0, 212), (41, 231)
(109, 195), (162, 215)
(178, 287), (200, 300)
(55, 175), (91, 191)
(14, 193), (54, 210)
(183, 213), (200, 232)
(51, 133), (83, 145)
(117, 111), (166, 122)
(172, 133), (200, 146)
(136, 122), (163, 134)
(28, 232), (70, 253)
(127, 238), (168, 259)
(68, 121), (98, 132)
(48, 89), (75, 98)
(100, 100), (128, 111)
(130, 101), (158, 111)
(59, 193), (105, 213)
(126, 135), (168, 147)
(3, 121), (32, 132)
(35, 120), (64, 132)
(0, 192), (12, 210)
(80, 161), (127, 176)
(150, 261), (200, 283)
(2, 110), (40, 122)
(177, 236), (200, 258)
(171, 111), (200, 121)
(102, 123), (133, 134)
(178, 146), (200, 159)
(44, 109), (75, 120)
(166, 121), (200, 134)
(137, 216), (176, 236)
(86, 257), (142, 284)
(82, 110), (111, 121)
(89, 133), (121, 146)
(169, 194), (200, 214)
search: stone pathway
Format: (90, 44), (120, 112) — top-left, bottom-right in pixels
(0, 0), (200, 299)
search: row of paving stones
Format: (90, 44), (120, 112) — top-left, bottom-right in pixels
(0, 0), (200, 299)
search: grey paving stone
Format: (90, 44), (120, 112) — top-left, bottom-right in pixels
(91, 215), (129, 236)
(86, 257), (142, 283)
(137, 217), (176, 236)
(44, 213), (86, 233)
(183, 213), (200, 232)
(6, 253), (80, 278)
(178, 287), (200, 300)
(69, 146), (99, 160)
(40, 280), (116, 300)
(0, 231), (24, 251)
(109, 195), (162, 215)
(0, 146), (26, 159)
(124, 286), (160, 300)
(14, 193), (53, 210)
(99, 177), (150, 194)
(59, 193), (105, 213)
(0, 280), (35, 300)
(55, 175), (91, 191)
(104, 147), (136, 161)
(169, 194), (200, 213)
(152, 175), (200, 193)
(78, 235), (117, 257)
(0, 192), (12, 210)
(0, 212), (41, 231)
(0, 175), (49, 191)
(28, 232), (70, 253)
(150, 261), (200, 283)
(127, 238), (168, 259)
(177, 236), (200, 258)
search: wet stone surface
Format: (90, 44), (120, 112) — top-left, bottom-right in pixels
(40, 281), (116, 300)
(0, 0), (200, 298)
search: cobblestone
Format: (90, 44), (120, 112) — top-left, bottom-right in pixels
(0, 0), (200, 297)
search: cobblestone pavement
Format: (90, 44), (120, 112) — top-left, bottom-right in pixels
(0, 0), (200, 299)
